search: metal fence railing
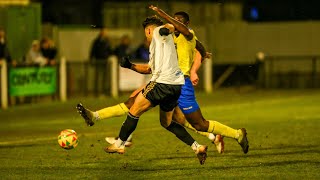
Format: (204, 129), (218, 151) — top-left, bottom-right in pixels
(1, 56), (214, 109)
(261, 55), (320, 88)
(65, 56), (118, 98)
(0, 60), (8, 109)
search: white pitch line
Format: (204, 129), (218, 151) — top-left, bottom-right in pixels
(0, 137), (57, 146)
(0, 132), (107, 146)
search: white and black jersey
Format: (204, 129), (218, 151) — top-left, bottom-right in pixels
(148, 26), (185, 85)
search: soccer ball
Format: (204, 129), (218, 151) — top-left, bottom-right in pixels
(58, 129), (79, 149)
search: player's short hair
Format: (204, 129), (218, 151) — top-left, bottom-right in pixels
(174, 11), (190, 22)
(142, 15), (164, 29)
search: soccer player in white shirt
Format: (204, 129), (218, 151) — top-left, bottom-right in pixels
(101, 16), (208, 164)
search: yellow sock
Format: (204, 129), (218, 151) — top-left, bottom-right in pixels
(96, 103), (129, 120)
(183, 121), (211, 138)
(208, 120), (240, 139)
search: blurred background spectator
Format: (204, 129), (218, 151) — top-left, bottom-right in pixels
(40, 37), (57, 66)
(114, 34), (132, 60)
(89, 28), (113, 96)
(25, 40), (47, 66)
(132, 38), (149, 63)
(0, 28), (15, 66)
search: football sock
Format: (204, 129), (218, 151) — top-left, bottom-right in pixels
(208, 133), (216, 141)
(183, 121), (213, 139)
(191, 141), (200, 152)
(96, 103), (129, 120)
(115, 138), (126, 148)
(127, 134), (133, 142)
(119, 112), (139, 142)
(166, 121), (195, 146)
(114, 134), (133, 148)
(208, 120), (240, 140)
(93, 111), (99, 121)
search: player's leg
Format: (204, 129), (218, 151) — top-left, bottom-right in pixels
(173, 106), (224, 154)
(104, 86), (144, 144)
(104, 90), (153, 154)
(157, 83), (207, 165)
(160, 108), (208, 165)
(76, 86), (144, 126)
(97, 86), (144, 119)
(178, 78), (248, 153)
(183, 107), (248, 154)
(177, 77), (225, 153)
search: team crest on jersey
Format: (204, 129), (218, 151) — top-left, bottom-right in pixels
(175, 70), (183, 76)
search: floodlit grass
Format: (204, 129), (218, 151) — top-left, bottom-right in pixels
(0, 89), (319, 179)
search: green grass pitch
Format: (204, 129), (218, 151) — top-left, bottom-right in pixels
(0, 89), (319, 179)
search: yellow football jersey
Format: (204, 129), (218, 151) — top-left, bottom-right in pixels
(174, 29), (197, 76)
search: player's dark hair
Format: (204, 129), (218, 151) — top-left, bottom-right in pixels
(174, 11), (190, 22)
(142, 15), (164, 29)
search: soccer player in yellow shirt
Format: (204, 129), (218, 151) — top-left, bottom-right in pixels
(149, 6), (248, 154)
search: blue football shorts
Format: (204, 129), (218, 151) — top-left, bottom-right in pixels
(178, 77), (200, 114)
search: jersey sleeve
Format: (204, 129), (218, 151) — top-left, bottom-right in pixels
(154, 26), (171, 42)
(190, 29), (197, 40)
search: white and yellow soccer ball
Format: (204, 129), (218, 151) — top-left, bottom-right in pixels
(58, 129), (79, 149)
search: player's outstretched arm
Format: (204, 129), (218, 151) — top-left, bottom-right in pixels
(120, 56), (151, 74)
(131, 64), (151, 74)
(149, 5), (193, 40)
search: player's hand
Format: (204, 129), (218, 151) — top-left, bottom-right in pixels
(120, 56), (133, 69)
(190, 71), (199, 86)
(149, 5), (159, 12)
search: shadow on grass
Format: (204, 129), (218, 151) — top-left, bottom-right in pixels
(135, 144), (320, 167)
(141, 148), (320, 163)
(131, 160), (320, 172)
(250, 144), (320, 151)
(208, 144), (320, 155)
(228, 149), (320, 158)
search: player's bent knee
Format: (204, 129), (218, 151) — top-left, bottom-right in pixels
(172, 116), (185, 125)
(191, 122), (207, 132)
(192, 123), (202, 131)
(160, 118), (171, 128)
(124, 97), (135, 109)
